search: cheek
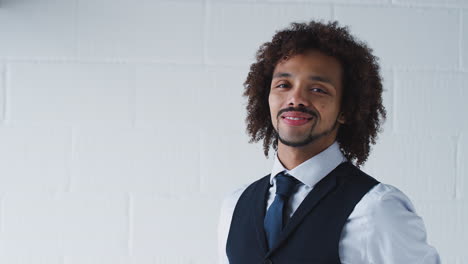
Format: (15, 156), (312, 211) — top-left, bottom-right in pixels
(268, 94), (276, 112)
(269, 91), (283, 106)
(316, 99), (340, 116)
(319, 105), (341, 124)
(268, 94), (279, 122)
(318, 103), (326, 111)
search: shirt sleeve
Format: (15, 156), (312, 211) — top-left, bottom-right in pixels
(217, 186), (247, 264)
(363, 184), (441, 264)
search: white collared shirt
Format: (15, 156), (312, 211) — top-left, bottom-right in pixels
(218, 142), (441, 264)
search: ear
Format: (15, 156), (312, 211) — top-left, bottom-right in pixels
(337, 112), (346, 124)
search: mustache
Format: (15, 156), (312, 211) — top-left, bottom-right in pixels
(277, 107), (318, 119)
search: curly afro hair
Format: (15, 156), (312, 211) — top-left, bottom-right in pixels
(243, 20), (386, 166)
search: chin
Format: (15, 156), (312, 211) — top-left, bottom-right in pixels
(278, 136), (313, 148)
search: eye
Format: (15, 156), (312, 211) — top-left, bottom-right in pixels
(310, 87), (327, 94)
(275, 82), (290, 88)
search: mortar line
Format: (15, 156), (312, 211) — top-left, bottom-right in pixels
(391, 69), (397, 133)
(0, 193), (5, 234)
(73, 0), (79, 57)
(130, 65), (137, 129)
(454, 134), (461, 200)
(66, 126), (77, 193)
(2, 64), (8, 125)
(459, 9), (463, 70)
(198, 128), (203, 193)
(127, 192), (133, 256)
(202, 0), (210, 66)
(330, 3), (335, 20)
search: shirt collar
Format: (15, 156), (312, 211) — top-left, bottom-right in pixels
(270, 141), (347, 188)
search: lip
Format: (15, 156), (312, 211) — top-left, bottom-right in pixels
(281, 111), (313, 126)
(281, 111), (313, 119)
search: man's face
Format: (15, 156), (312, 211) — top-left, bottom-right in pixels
(268, 50), (345, 148)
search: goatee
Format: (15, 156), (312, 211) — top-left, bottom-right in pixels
(277, 120), (339, 147)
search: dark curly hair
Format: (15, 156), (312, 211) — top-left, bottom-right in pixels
(243, 20), (386, 166)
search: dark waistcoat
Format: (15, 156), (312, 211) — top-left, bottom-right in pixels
(226, 162), (379, 264)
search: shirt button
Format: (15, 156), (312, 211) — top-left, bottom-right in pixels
(264, 259), (273, 264)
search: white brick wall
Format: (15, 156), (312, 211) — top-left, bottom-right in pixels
(0, 0), (465, 263)
(0, 126), (71, 192)
(206, 2), (332, 65)
(8, 63), (134, 125)
(334, 5), (459, 69)
(0, 0), (77, 58)
(463, 9), (468, 70)
(0, 64), (6, 123)
(77, 0), (205, 63)
(393, 71), (467, 133)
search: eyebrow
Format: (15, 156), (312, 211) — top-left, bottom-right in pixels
(272, 72), (334, 85)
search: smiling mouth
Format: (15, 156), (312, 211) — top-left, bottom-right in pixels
(282, 116), (313, 121)
(281, 115), (314, 126)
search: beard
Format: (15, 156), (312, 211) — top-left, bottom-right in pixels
(277, 120), (338, 147)
(275, 107), (338, 147)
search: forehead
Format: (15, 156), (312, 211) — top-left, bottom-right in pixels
(273, 50), (343, 83)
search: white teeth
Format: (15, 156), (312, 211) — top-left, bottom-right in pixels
(285, 117), (305, 120)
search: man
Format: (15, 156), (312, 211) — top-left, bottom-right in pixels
(218, 21), (441, 263)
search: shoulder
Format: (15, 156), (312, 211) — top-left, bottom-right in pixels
(219, 174), (270, 216)
(220, 185), (249, 218)
(355, 183), (440, 263)
(217, 185), (249, 264)
(353, 183), (419, 230)
(362, 183), (417, 218)
(217, 176), (269, 262)
(336, 162), (380, 186)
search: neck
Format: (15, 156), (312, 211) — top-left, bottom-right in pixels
(277, 138), (336, 170)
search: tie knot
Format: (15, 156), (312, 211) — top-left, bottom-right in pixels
(275, 173), (299, 198)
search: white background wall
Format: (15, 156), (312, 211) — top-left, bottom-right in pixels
(0, 0), (466, 263)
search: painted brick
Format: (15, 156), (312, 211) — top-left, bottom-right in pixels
(267, 0), (389, 3)
(155, 256), (210, 264)
(201, 66), (249, 133)
(8, 63), (134, 125)
(458, 202), (468, 260)
(64, 256), (155, 264)
(206, 2), (332, 65)
(77, 0), (204, 63)
(0, 125), (70, 192)
(393, 0), (468, 8)
(362, 132), (456, 200)
(334, 6), (458, 69)
(0, 64), (5, 123)
(459, 134), (468, 200)
(135, 64), (204, 127)
(0, 193), (62, 255)
(71, 127), (199, 193)
(0, 256), (62, 264)
(0, 0), (76, 58)
(0, 192), (128, 256)
(380, 69), (394, 133)
(132, 193), (218, 263)
(154, 256), (208, 264)
(463, 10), (468, 70)
(413, 200), (466, 263)
(200, 126), (273, 197)
(60, 193), (128, 256)
(393, 71), (467, 134)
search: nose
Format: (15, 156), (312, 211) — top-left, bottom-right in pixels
(287, 84), (308, 108)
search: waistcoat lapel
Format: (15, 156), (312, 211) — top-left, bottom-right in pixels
(253, 175), (272, 254)
(265, 162), (346, 257)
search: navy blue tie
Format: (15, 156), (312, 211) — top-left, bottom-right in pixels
(264, 172), (299, 250)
